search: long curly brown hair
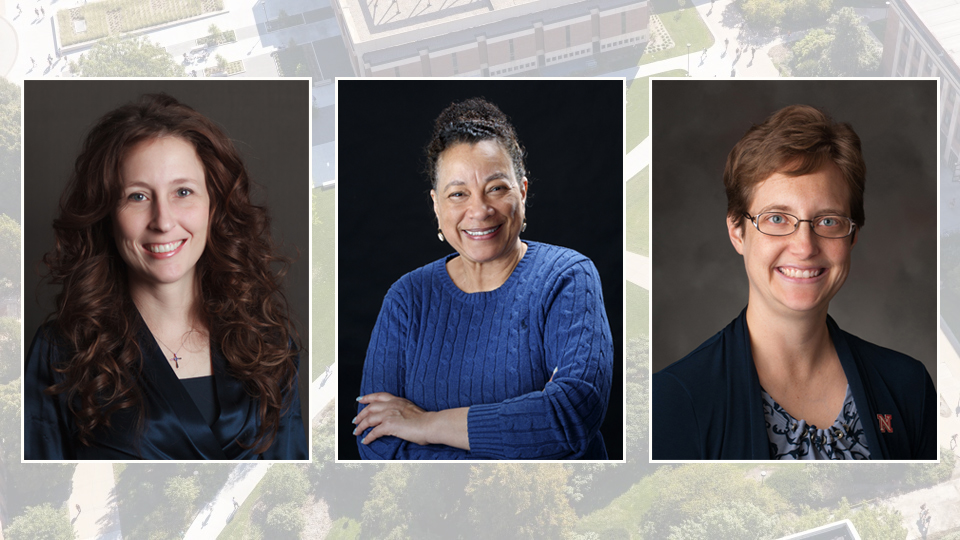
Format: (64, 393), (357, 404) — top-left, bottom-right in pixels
(42, 93), (300, 454)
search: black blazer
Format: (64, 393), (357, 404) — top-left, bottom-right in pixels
(653, 308), (936, 460)
(24, 323), (308, 460)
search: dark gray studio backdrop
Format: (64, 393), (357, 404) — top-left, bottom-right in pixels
(651, 79), (937, 382)
(23, 79), (312, 436)
(336, 78), (625, 461)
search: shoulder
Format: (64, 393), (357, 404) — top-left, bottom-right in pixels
(522, 241), (600, 286)
(26, 322), (69, 364)
(833, 323), (929, 382)
(654, 329), (729, 396)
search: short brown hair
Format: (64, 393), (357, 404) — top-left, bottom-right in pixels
(723, 104), (865, 230)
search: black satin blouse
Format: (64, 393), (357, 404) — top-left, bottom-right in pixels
(24, 323), (308, 460)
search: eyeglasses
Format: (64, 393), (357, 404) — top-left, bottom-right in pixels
(744, 212), (856, 239)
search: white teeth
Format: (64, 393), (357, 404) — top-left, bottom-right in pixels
(465, 226), (499, 237)
(779, 267), (822, 278)
(147, 240), (184, 253)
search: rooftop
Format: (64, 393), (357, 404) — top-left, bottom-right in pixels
(900, 0), (960, 61)
(337, 0), (627, 46)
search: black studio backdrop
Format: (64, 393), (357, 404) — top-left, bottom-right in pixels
(337, 79), (625, 460)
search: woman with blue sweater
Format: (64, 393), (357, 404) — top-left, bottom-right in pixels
(352, 98), (613, 459)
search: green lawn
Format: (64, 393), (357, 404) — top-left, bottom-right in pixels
(626, 69), (685, 151)
(57, 0), (223, 47)
(575, 475), (658, 537)
(326, 518), (361, 540)
(216, 478), (264, 539)
(312, 188), (335, 381)
(626, 168), (649, 258)
(626, 282), (649, 340)
(639, 0), (715, 66)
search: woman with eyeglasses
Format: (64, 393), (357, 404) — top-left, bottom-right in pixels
(652, 104), (936, 460)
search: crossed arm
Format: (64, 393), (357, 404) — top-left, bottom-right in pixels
(355, 261), (613, 460)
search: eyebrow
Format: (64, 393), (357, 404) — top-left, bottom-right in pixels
(442, 172), (510, 193)
(758, 204), (849, 216)
(121, 177), (203, 190)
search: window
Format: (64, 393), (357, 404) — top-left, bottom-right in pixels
(509, 39), (515, 61)
(621, 12), (627, 34)
(452, 52), (459, 74)
(565, 26), (571, 48)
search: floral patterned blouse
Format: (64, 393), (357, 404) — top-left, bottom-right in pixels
(762, 385), (870, 460)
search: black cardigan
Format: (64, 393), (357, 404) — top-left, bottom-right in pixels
(652, 309), (936, 460)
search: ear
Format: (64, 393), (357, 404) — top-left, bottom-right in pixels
(727, 215), (745, 255)
(430, 189), (439, 222)
(519, 177), (528, 203)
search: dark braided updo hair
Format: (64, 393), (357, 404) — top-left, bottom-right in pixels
(425, 97), (527, 189)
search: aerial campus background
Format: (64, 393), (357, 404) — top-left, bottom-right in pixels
(1, 0), (959, 538)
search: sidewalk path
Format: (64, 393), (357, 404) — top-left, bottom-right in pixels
(183, 463), (273, 540)
(311, 362), (337, 420)
(626, 137), (649, 182)
(69, 462), (122, 540)
(626, 251), (650, 291)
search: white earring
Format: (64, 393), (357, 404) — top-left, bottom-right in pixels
(437, 229), (445, 242)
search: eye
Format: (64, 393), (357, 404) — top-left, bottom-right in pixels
(128, 193), (147, 202)
(818, 217), (838, 227)
(176, 188), (193, 197)
(764, 213), (787, 224)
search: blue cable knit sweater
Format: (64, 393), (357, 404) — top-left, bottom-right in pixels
(357, 241), (613, 459)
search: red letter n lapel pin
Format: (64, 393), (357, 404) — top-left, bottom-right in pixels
(877, 414), (893, 433)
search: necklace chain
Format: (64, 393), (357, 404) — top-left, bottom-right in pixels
(154, 328), (197, 369)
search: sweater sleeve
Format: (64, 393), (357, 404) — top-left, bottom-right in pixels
(466, 260), (613, 459)
(357, 285), (473, 459)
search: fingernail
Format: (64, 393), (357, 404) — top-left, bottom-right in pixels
(352, 428), (357, 436)
(351, 416), (356, 424)
(361, 437), (367, 444)
(356, 396), (363, 402)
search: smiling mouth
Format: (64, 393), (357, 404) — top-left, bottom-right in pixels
(777, 267), (823, 279)
(463, 225), (501, 237)
(145, 240), (184, 253)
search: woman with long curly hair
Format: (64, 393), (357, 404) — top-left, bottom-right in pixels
(24, 93), (307, 460)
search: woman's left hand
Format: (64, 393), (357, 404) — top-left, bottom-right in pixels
(354, 392), (432, 445)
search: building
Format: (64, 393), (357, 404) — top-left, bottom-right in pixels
(331, 0), (649, 77)
(881, 0), (960, 170)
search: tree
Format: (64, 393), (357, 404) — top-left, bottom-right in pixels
(668, 500), (783, 539)
(789, 8), (879, 76)
(903, 446), (957, 488)
(71, 37), (186, 77)
(261, 464), (309, 507)
(4, 504), (75, 540)
(207, 24), (223, 46)
(266, 502), (306, 539)
(827, 8), (880, 76)
(0, 78), (21, 222)
(0, 317), (21, 384)
(465, 464), (577, 540)
(739, 0), (786, 30)
(790, 29), (834, 76)
(0, 214), (21, 289)
(787, 498), (905, 540)
(164, 475), (200, 518)
(361, 465), (411, 539)
(639, 464), (790, 538)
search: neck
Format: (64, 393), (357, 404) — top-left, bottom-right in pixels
(745, 301), (834, 382)
(130, 277), (200, 331)
(449, 241), (527, 293)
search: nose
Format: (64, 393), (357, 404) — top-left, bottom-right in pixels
(149, 199), (175, 233)
(788, 221), (820, 258)
(467, 194), (494, 220)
